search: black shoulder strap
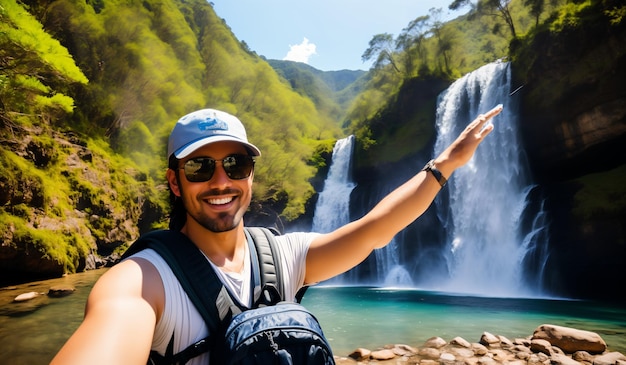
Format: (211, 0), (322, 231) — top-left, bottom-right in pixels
(121, 230), (220, 364)
(122, 228), (294, 364)
(122, 230), (222, 328)
(245, 227), (284, 306)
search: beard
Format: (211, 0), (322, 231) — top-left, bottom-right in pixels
(188, 209), (242, 233)
(180, 185), (247, 233)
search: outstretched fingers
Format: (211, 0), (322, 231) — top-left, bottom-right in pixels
(471, 104), (503, 138)
(444, 104), (504, 169)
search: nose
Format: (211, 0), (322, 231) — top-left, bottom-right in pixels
(208, 161), (232, 186)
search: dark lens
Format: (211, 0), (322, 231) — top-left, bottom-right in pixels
(223, 155), (255, 180)
(183, 157), (216, 182)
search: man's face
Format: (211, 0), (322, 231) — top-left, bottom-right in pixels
(168, 141), (254, 233)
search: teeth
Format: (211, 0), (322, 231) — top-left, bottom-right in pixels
(208, 197), (233, 205)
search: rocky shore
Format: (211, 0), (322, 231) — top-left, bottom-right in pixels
(334, 324), (626, 365)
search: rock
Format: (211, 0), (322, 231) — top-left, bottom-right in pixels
(449, 346), (474, 358)
(370, 349), (395, 361)
(593, 352), (626, 365)
(552, 353), (583, 365)
(515, 338), (531, 347)
(514, 344), (533, 354)
(439, 352), (456, 365)
(531, 339), (554, 355)
(419, 347), (441, 359)
(13, 291), (39, 302)
(533, 324), (607, 354)
(572, 350), (594, 363)
(491, 348), (514, 362)
(477, 356), (497, 365)
(392, 344), (418, 356)
(498, 335), (514, 348)
(472, 343), (489, 356)
(450, 336), (471, 348)
(480, 332), (501, 347)
(48, 285), (75, 297)
(424, 336), (447, 348)
(348, 347), (370, 361)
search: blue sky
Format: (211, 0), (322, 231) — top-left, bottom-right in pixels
(212, 1), (467, 71)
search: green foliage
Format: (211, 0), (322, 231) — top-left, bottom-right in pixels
(346, 0), (567, 155)
(11, 0), (346, 224)
(0, 211), (90, 273)
(0, 0), (88, 84)
(550, 0), (593, 30)
(0, 0), (87, 122)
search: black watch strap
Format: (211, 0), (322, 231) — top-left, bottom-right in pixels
(422, 159), (447, 187)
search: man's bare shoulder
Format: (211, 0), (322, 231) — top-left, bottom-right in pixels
(88, 257), (165, 316)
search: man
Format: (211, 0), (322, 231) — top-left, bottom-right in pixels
(52, 105), (503, 364)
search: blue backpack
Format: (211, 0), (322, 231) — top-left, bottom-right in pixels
(121, 227), (335, 365)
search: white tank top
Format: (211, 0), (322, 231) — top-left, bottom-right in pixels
(127, 231), (318, 364)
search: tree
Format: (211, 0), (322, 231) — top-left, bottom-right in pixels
(362, 33), (401, 73)
(429, 8), (457, 75)
(396, 15), (431, 76)
(449, 0), (518, 38)
(524, 0), (546, 26)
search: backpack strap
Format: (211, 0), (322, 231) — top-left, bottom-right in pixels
(121, 230), (222, 364)
(121, 227), (292, 364)
(245, 227), (284, 306)
(121, 230), (222, 327)
(246, 227), (309, 304)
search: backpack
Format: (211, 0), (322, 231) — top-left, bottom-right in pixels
(121, 227), (335, 365)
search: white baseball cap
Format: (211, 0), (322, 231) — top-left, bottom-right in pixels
(167, 109), (261, 159)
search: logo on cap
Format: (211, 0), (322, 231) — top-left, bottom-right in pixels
(197, 117), (228, 132)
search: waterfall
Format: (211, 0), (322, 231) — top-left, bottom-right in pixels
(312, 62), (549, 296)
(311, 136), (359, 284)
(312, 136), (356, 234)
(433, 61), (548, 296)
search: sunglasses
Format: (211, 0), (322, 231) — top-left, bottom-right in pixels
(180, 154), (255, 182)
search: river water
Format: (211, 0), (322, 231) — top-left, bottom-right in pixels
(1, 270), (625, 364)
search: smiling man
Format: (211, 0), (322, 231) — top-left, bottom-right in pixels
(52, 105), (502, 364)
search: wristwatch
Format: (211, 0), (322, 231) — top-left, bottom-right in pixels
(422, 159), (447, 187)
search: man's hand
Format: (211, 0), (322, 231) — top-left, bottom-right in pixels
(435, 104), (503, 175)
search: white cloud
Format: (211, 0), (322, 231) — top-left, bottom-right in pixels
(283, 37), (317, 64)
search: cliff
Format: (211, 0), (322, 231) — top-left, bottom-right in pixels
(511, 3), (626, 299)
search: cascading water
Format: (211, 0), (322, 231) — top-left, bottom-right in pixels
(311, 136), (359, 284)
(312, 61), (548, 296)
(433, 61), (548, 296)
(312, 135), (356, 234)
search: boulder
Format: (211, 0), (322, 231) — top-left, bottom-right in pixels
(533, 324), (607, 354)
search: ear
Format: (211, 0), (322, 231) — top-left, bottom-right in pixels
(166, 169), (182, 197)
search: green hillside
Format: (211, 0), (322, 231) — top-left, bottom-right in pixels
(0, 0), (343, 280)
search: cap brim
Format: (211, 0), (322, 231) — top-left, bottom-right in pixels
(174, 135), (261, 159)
